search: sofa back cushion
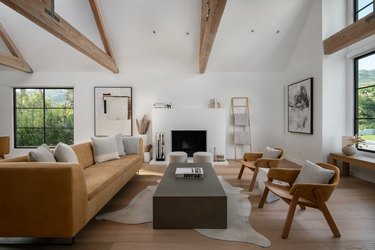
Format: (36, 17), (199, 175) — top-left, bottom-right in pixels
(71, 142), (94, 169)
(91, 136), (120, 163)
(28, 144), (56, 162)
(54, 142), (79, 163)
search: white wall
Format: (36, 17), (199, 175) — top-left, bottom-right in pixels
(0, 71), (285, 159)
(321, 0), (348, 161)
(283, 0), (323, 164)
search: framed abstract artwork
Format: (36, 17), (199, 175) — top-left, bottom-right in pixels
(94, 87), (132, 136)
(288, 78), (313, 134)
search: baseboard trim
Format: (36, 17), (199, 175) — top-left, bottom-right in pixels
(351, 170), (375, 184)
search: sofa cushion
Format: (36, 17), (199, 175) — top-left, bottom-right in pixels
(294, 160), (335, 185)
(84, 155), (140, 200)
(115, 134), (126, 156)
(28, 144), (56, 162)
(122, 137), (140, 155)
(71, 142), (95, 169)
(54, 142), (79, 163)
(91, 136), (119, 163)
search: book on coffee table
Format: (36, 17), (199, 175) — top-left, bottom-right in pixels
(175, 167), (204, 178)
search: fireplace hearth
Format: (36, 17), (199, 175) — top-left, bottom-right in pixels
(172, 130), (207, 157)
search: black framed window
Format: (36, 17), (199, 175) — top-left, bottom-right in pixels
(354, 0), (374, 21)
(14, 88), (74, 148)
(354, 51), (375, 153)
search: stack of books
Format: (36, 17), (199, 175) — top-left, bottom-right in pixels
(175, 167), (204, 178)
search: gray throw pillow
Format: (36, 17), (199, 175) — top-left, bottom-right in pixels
(115, 134), (126, 156)
(262, 147), (281, 159)
(122, 137), (140, 155)
(294, 160), (335, 185)
(54, 142), (79, 163)
(28, 144), (56, 162)
(91, 136), (120, 163)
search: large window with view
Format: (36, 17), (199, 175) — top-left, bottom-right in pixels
(354, 52), (375, 153)
(354, 0), (374, 21)
(14, 88), (74, 148)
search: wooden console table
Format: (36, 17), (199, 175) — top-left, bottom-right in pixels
(328, 153), (375, 176)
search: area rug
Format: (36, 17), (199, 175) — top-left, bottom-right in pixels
(96, 177), (271, 247)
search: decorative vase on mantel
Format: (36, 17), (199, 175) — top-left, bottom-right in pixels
(341, 145), (358, 156)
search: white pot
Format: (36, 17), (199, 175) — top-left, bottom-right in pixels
(143, 152), (151, 163)
(341, 145), (358, 156)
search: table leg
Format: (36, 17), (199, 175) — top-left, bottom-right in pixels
(342, 161), (350, 176)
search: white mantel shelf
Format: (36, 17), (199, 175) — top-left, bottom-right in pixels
(151, 108), (226, 162)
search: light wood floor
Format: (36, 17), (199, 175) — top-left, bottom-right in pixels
(2, 160), (375, 250)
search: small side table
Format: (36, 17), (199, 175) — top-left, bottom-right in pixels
(258, 168), (279, 203)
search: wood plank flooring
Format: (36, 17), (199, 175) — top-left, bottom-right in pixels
(1, 160), (375, 250)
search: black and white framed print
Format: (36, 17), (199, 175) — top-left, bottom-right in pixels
(94, 87), (132, 136)
(288, 78), (313, 134)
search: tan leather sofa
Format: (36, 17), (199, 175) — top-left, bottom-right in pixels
(0, 137), (143, 239)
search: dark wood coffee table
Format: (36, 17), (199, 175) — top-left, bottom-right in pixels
(153, 163), (227, 229)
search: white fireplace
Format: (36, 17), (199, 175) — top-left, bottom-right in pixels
(151, 108), (226, 163)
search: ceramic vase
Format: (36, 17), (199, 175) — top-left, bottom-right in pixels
(341, 145), (358, 156)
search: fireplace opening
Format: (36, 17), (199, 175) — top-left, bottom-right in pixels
(171, 130), (207, 157)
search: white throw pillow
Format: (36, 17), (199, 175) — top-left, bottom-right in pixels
(28, 144), (56, 162)
(91, 136), (120, 163)
(262, 147), (281, 159)
(54, 142), (78, 163)
(115, 134), (126, 156)
(294, 160), (335, 185)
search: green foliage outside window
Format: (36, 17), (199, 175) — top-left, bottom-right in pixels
(14, 88), (74, 147)
(355, 53), (375, 152)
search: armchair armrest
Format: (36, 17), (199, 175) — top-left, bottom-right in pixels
(267, 168), (300, 186)
(0, 162), (88, 237)
(290, 183), (336, 202)
(243, 152), (263, 161)
(254, 158), (282, 168)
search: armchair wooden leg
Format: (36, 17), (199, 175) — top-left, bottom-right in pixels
(249, 167), (259, 192)
(237, 165), (245, 179)
(314, 190), (341, 238)
(258, 186), (269, 208)
(281, 192), (300, 239)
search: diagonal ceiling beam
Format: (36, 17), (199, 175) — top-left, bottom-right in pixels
(1, 0), (119, 73)
(88, 0), (114, 59)
(323, 12), (375, 55)
(0, 51), (32, 73)
(199, 0), (226, 74)
(0, 23), (32, 73)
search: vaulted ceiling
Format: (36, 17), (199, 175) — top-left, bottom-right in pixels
(0, 0), (313, 73)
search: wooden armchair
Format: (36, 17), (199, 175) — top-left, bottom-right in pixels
(258, 162), (341, 239)
(237, 147), (285, 191)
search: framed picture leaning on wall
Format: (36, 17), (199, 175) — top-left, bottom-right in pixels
(288, 78), (313, 134)
(94, 87), (132, 136)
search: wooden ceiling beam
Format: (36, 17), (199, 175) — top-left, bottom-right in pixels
(0, 52), (33, 73)
(199, 0), (226, 74)
(323, 13), (375, 55)
(88, 0), (114, 59)
(0, 23), (32, 73)
(1, 0), (119, 73)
